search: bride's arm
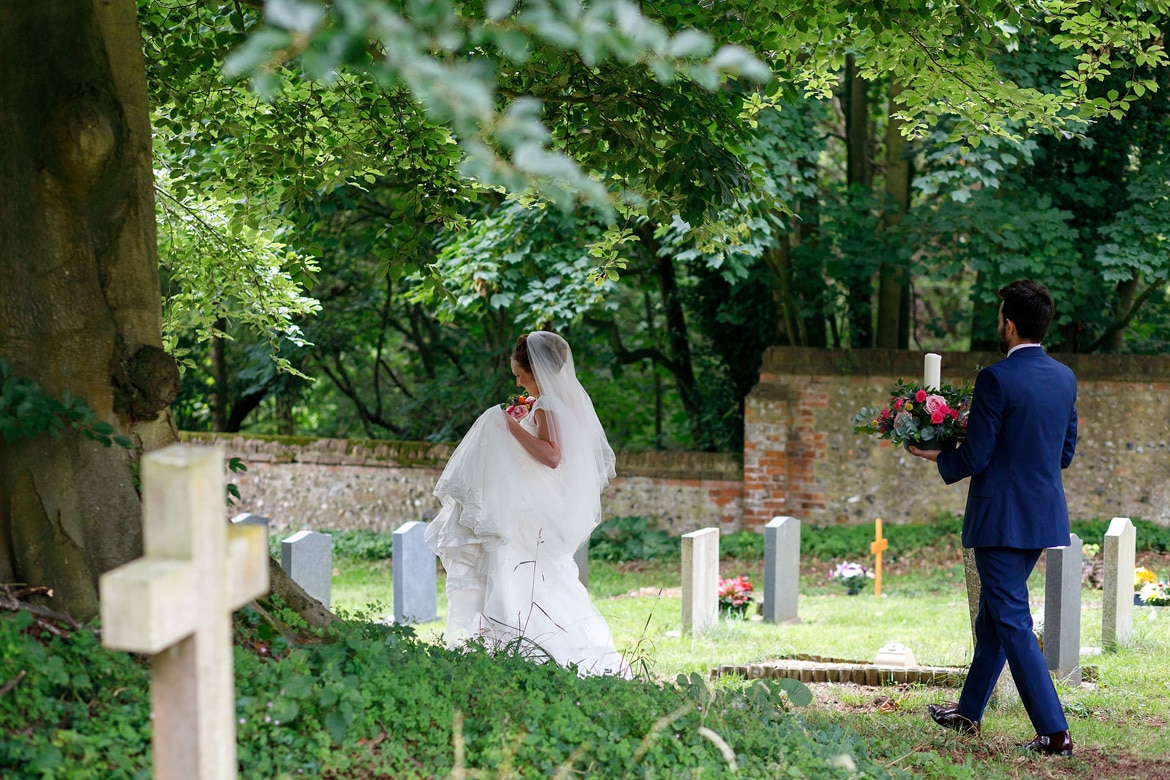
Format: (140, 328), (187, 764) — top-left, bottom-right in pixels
(503, 408), (561, 468)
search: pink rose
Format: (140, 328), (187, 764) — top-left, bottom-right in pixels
(924, 394), (949, 417)
(915, 389), (928, 403)
(893, 398), (904, 411)
(931, 410), (945, 424)
(506, 404), (529, 420)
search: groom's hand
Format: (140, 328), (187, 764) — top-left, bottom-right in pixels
(908, 446), (941, 462)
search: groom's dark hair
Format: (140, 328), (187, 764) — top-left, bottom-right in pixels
(999, 280), (1054, 342)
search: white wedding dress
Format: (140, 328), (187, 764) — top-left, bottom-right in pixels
(424, 334), (628, 677)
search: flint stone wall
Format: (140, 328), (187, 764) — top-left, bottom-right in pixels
(743, 347), (1170, 531)
(183, 432), (742, 535)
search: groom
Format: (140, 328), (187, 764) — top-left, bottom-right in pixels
(909, 280), (1078, 757)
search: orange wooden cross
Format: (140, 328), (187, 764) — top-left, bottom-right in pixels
(870, 518), (889, 597)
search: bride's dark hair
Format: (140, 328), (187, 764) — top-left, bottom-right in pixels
(513, 331), (567, 373)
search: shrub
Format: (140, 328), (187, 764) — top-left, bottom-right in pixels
(0, 609), (906, 779)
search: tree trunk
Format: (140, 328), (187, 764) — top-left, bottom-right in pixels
(210, 319), (229, 431)
(876, 80), (911, 349)
(0, 1), (179, 621)
(843, 55), (874, 348)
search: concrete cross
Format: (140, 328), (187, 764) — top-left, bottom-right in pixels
(100, 445), (269, 780)
(870, 518), (889, 597)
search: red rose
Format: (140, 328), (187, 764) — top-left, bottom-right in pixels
(915, 389), (927, 403)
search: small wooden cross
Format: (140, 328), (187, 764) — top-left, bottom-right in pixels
(100, 445), (269, 780)
(870, 518), (889, 597)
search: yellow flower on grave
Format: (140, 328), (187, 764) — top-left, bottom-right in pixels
(1135, 566), (1158, 590)
(904, 403), (914, 412)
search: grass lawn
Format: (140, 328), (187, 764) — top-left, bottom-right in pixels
(333, 551), (1170, 779)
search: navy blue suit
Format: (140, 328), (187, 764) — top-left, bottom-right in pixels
(936, 345), (1077, 735)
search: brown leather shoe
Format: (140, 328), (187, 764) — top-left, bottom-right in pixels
(927, 702), (980, 736)
(1020, 730), (1073, 756)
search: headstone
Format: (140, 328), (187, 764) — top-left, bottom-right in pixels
(1102, 517), (1136, 650)
(392, 521), (437, 625)
(574, 541), (589, 588)
(282, 530), (333, 609)
(231, 512), (269, 548)
(762, 516), (801, 624)
(1043, 533), (1083, 685)
(681, 527), (719, 634)
(100, 445), (269, 780)
(870, 518), (888, 597)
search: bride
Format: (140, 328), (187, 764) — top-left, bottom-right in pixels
(424, 331), (629, 676)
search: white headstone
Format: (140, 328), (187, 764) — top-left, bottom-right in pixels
(763, 516), (801, 624)
(1043, 534), (1083, 685)
(393, 521), (437, 624)
(100, 445), (269, 780)
(1102, 517), (1136, 650)
(681, 527), (719, 635)
(281, 530), (333, 609)
(231, 512), (269, 548)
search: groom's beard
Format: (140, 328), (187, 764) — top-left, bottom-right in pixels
(997, 323), (1009, 355)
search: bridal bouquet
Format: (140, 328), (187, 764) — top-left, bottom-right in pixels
(503, 393), (536, 420)
(852, 379), (971, 450)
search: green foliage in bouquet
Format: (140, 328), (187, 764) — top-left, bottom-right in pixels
(853, 379), (972, 449)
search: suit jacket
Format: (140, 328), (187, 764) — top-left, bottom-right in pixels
(937, 346), (1078, 549)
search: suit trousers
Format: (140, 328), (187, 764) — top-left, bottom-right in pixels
(956, 547), (1069, 735)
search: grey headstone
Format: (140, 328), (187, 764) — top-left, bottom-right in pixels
(681, 527), (719, 635)
(1102, 517), (1136, 650)
(763, 516), (801, 624)
(1043, 534), (1082, 685)
(281, 530), (333, 609)
(393, 521), (437, 625)
(574, 540), (589, 588)
(231, 512), (270, 549)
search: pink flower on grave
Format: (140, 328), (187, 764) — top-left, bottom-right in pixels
(915, 389), (927, 403)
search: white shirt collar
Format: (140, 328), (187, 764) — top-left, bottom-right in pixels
(1007, 342), (1044, 357)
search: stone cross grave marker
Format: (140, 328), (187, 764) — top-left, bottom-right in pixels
(100, 445), (269, 780)
(393, 521), (437, 624)
(282, 530), (333, 609)
(1043, 534), (1083, 685)
(1102, 517), (1136, 650)
(681, 527), (719, 634)
(870, 518), (889, 597)
(762, 516), (801, 624)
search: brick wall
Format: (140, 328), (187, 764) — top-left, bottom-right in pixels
(742, 347), (1170, 530)
(184, 347), (1169, 537)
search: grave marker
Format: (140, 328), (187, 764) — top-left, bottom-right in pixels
(1043, 534), (1083, 685)
(1102, 517), (1136, 650)
(681, 528), (719, 635)
(870, 518), (888, 597)
(281, 530), (333, 609)
(762, 516), (800, 624)
(393, 521), (437, 624)
(100, 445), (268, 780)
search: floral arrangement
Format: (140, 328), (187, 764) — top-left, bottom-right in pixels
(853, 379), (972, 450)
(829, 561), (873, 595)
(503, 393), (536, 420)
(1135, 566), (1158, 590)
(718, 575), (754, 618)
(1135, 567), (1170, 606)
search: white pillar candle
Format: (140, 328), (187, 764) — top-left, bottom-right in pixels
(924, 353), (941, 390)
